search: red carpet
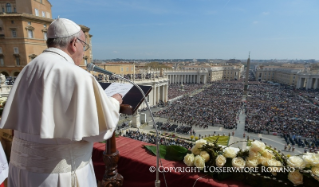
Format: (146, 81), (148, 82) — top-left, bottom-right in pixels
(92, 136), (250, 187)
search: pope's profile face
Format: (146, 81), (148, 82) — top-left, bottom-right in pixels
(73, 31), (85, 66)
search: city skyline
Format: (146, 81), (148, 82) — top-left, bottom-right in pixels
(52, 0), (319, 60)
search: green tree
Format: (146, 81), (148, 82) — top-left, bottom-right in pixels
(144, 62), (172, 69)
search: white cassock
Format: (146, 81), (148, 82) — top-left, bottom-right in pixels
(0, 48), (120, 187)
(0, 141), (8, 184)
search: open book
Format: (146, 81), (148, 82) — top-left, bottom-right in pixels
(99, 82), (152, 115)
(104, 83), (133, 98)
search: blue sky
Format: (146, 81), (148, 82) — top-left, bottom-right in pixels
(52, 0), (319, 60)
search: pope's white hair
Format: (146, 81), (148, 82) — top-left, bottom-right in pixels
(46, 31), (82, 48)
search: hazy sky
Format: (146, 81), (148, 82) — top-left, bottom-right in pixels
(52, 0), (319, 60)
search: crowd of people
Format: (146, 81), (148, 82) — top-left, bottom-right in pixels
(95, 73), (162, 81)
(154, 82), (243, 131)
(122, 76), (318, 150)
(155, 122), (193, 134)
(167, 84), (203, 100)
(297, 89), (319, 106)
(123, 130), (194, 149)
(245, 84), (319, 140)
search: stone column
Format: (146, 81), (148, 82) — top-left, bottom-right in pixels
(313, 79), (319, 89)
(131, 112), (141, 128)
(153, 85), (156, 105)
(296, 78), (301, 89)
(161, 85), (165, 101)
(306, 78), (312, 89)
(157, 84), (160, 104)
(166, 84), (168, 102)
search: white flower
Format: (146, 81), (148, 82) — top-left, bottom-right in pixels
(287, 156), (306, 169)
(243, 146), (250, 152)
(208, 143), (214, 146)
(288, 170), (303, 186)
(232, 157), (245, 168)
(195, 139), (207, 148)
(216, 155), (226, 167)
(191, 139), (207, 155)
(194, 155), (205, 170)
(246, 157), (258, 167)
(260, 150), (275, 160)
(191, 145), (201, 155)
(183, 153), (195, 166)
(266, 159), (282, 171)
(311, 167), (319, 182)
(249, 150), (261, 158)
(223, 147), (239, 158)
(250, 140), (266, 152)
(258, 156), (269, 166)
(200, 151), (210, 162)
(302, 152), (319, 167)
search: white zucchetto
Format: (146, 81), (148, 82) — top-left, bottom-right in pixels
(47, 18), (81, 38)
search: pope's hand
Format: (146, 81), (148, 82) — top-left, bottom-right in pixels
(112, 93), (123, 104)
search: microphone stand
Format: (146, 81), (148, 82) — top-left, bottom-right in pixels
(111, 74), (161, 187)
(87, 63), (162, 187)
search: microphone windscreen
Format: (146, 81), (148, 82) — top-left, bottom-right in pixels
(87, 63), (94, 71)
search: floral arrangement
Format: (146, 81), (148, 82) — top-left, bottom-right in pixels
(184, 139), (319, 186)
(145, 138), (319, 187)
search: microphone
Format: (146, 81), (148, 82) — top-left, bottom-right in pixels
(86, 63), (114, 76)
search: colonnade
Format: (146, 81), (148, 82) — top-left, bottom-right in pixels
(297, 77), (319, 89)
(167, 74), (207, 84)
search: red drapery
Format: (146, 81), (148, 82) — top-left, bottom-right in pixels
(92, 136), (251, 187)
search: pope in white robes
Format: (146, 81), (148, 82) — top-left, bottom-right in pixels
(0, 18), (122, 187)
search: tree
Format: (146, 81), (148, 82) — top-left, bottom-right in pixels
(144, 62), (172, 69)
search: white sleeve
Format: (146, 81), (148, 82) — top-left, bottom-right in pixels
(82, 97), (120, 142)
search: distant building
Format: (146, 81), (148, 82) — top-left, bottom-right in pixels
(0, 0), (93, 78)
(165, 64), (244, 84)
(256, 64), (319, 89)
(96, 62), (135, 75)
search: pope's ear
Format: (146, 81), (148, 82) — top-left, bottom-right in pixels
(69, 38), (77, 52)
